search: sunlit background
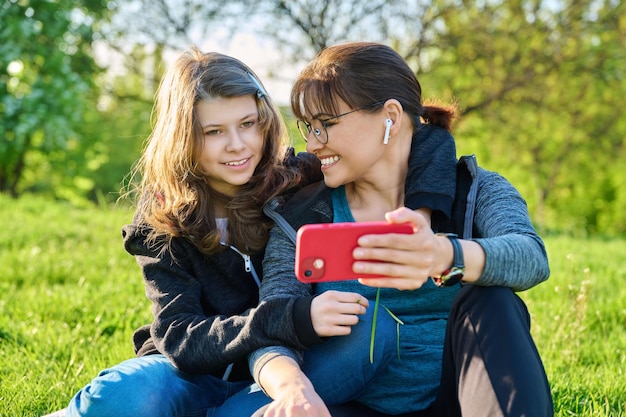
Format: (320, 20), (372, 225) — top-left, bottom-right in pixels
(2, 0), (626, 236)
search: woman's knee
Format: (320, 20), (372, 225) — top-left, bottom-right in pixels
(352, 303), (399, 370)
(301, 303), (399, 393)
(451, 285), (530, 327)
(341, 303), (399, 364)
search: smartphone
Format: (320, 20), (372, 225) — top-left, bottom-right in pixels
(295, 221), (413, 283)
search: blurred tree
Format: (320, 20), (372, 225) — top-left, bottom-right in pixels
(2, 0), (624, 234)
(0, 0), (109, 197)
(98, 0), (234, 91)
(249, 0), (462, 67)
(78, 45), (163, 204)
(106, 0), (231, 48)
(245, 0), (390, 56)
(423, 0), (626, 235)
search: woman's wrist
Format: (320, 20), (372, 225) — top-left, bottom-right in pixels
(431, 234), (464, 286)
(456, 239), (485, 283)
(432, 234), (485, 285)
(433, 234), (455, 278)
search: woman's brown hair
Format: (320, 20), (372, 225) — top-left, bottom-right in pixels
(126, 48), (300, 255)
(291, 41), (456, 132)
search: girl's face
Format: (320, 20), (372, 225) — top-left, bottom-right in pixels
(196, 95), (264, 197)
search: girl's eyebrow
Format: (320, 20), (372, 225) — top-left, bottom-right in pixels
(201, 112), (258, 128)
(239, 112), (259, 121)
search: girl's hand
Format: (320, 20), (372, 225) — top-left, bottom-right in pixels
(310, 290), (368, 337)
(252, 356), (331, 417)
(353, 207), (450, 290)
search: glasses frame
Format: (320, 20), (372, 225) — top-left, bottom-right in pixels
(297, 101), (385, 144)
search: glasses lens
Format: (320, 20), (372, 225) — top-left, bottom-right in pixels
(297, 120), (328, 144)
(310, 120), (328, 144)
(297, 120), (311, 142)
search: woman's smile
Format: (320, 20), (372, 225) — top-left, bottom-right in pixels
(319, 154), (341, 168)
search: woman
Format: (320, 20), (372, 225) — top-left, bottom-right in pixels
(217, 42), (553, 417)
(57, 46), (457, 417)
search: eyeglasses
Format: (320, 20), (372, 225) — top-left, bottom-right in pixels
(297, 101), (384, 144)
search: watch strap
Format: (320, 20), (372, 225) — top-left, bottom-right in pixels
(433, 233), (465, 287)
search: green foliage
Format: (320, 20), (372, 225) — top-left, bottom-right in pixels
(0, 195), (624, 416)
(419, 0), (626, 236)
(282, 107), (308, 153)
(1, 0), (158, 204)
(2, 0), (626, 235)
(65, 82), (153, 205)
(0, 0), (103, 196)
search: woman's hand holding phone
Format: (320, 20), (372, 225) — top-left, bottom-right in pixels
(354, 207), (444, 290)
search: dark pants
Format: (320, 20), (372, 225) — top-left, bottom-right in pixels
(329, 285), (554, 417)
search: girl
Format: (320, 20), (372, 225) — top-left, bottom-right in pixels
(63, 48), (320, 417)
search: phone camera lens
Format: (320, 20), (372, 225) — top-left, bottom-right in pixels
(305, 270), (312, 277)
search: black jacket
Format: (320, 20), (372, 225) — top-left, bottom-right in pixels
(124, 150), (323, 381)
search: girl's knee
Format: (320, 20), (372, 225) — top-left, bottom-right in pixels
(67, 356), (174, 417)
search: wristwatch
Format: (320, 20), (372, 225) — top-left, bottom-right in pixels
(432, 233), (465, 287)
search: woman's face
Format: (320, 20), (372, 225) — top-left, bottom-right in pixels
(304, 100), (387, 189)
(196, 95), (264, 197)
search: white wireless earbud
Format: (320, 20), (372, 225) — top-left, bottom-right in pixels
(383, 119), (393, 145)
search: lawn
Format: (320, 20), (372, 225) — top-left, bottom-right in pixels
(0, 194), (624, 416)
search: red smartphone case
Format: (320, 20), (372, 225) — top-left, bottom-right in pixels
(295, 221), (413, 283)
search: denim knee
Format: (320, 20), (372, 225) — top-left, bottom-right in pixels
(66, 355), (179, 417)
(355, 303), (399, 365)
(300, 302), (399, 404)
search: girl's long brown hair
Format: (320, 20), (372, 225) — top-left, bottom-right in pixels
(126, 48), (300, 255)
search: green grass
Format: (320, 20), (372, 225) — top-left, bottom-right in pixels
(1, 194), (625, 416)
(520, 235), (626, 416)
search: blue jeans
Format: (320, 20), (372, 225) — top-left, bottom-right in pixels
(65, 354), (250, 417)
(212, 303), (399, 417)
(214, 286), (553, 417)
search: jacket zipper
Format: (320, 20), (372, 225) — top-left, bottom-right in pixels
(220, 245), (260, 381)
(263, 202), (298, 245)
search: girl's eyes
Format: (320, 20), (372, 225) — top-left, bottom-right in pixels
(204, 120), (256, 136)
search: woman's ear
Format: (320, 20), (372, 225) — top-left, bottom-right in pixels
(382, 99), (403, 137)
